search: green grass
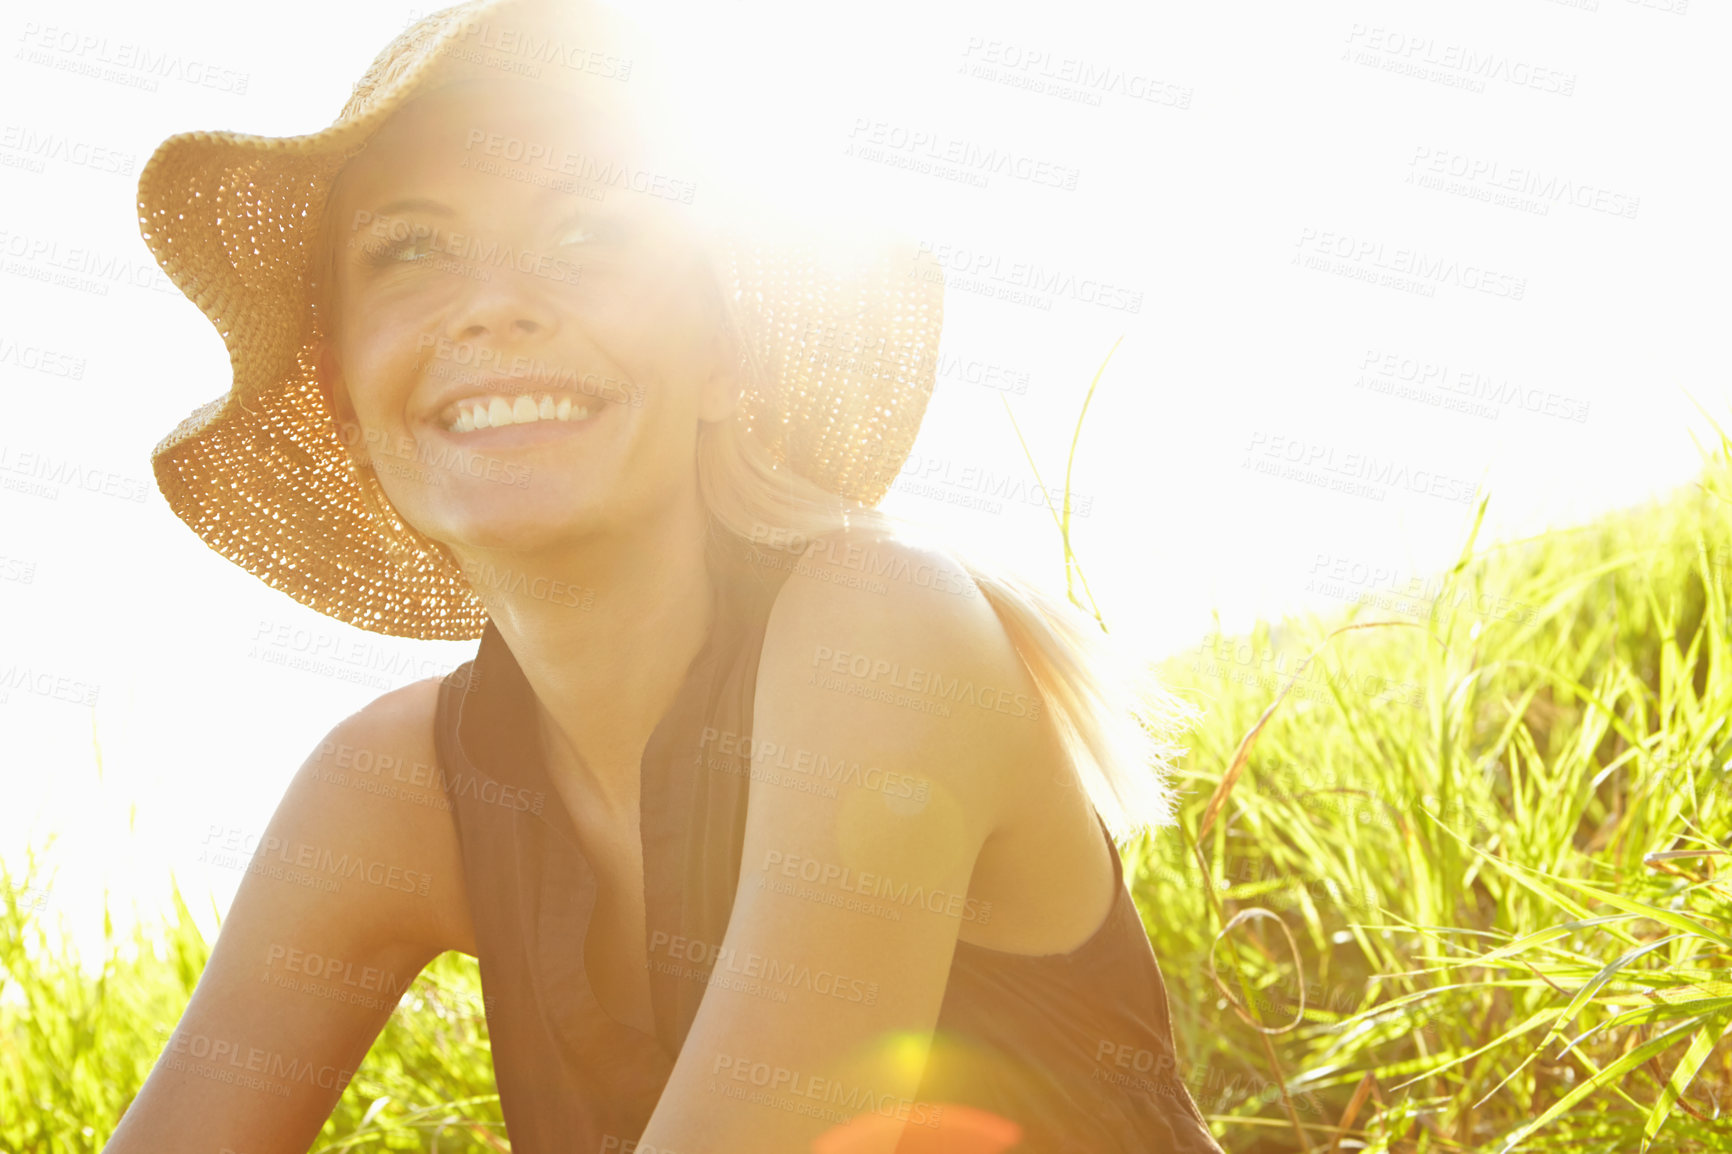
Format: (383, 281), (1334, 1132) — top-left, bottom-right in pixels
(1126, 445), (1732, 1152)
(7, 427), (1732, 1151)
(0, 860), (505, 1153)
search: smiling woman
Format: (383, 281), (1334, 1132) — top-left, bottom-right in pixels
(112, 1), (1222, 1152)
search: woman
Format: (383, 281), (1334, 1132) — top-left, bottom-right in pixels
(110, 1), (1222, 1151)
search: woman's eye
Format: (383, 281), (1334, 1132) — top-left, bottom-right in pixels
(362, 238), (435, 267)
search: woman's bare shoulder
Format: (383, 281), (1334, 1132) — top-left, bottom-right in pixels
(755, 528), (1047, 825)
(756, 526), (1114, 955)
(296, 675), (477, 957)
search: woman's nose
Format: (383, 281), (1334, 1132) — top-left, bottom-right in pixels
(443, 264), (563, 346)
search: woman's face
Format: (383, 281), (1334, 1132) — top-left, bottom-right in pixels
(318, 75), (737, 558)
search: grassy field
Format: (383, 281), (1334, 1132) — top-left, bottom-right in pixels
(6, 437), (1732, 1152)
(1138, 438), (1732, 1153)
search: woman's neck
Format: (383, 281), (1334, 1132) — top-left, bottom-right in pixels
(466, 502), (720, 817)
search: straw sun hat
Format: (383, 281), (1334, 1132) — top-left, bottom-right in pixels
(138, 0), (946, 641)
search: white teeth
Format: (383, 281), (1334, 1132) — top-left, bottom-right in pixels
(442, 391), (601, 433)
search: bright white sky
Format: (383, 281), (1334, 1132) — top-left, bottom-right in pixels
(2, 0), (1727, 966)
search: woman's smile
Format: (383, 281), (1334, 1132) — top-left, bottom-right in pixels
(422, 386), (621, 450)
(440, 392), (592, 433)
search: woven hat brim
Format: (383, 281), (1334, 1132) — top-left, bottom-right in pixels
(138, 4), (507, 641)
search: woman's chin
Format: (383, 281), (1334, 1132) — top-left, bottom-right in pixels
(413, 492), (609, 554)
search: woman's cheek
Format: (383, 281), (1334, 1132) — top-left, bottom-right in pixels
(353, 289), (436, 364)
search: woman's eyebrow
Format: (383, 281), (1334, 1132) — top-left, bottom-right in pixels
(369, 193), (621, 221)
(372, 197), (454, 217)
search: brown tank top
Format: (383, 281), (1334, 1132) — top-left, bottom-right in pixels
(432, 526), (1224, 1153)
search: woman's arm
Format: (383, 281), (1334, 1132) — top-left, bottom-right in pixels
(103, 678), (473, 1154)
(638, 535), (1038, 1154)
